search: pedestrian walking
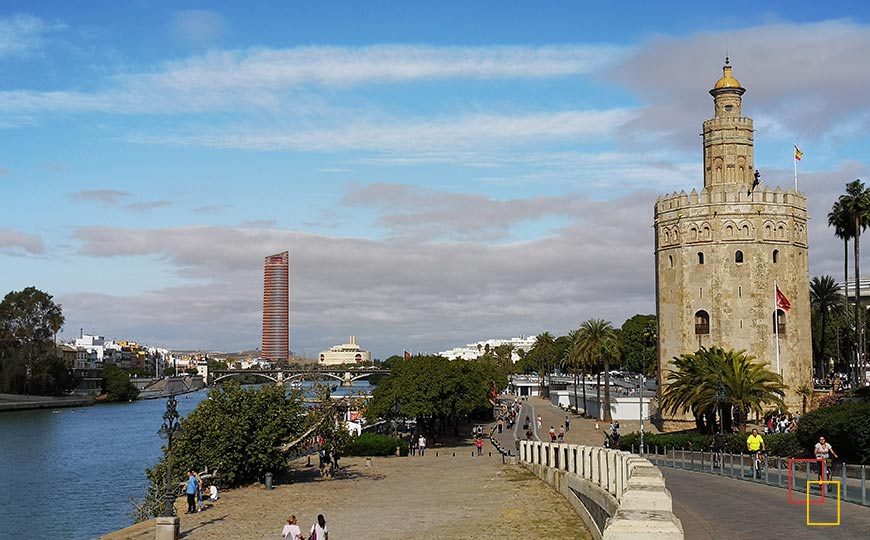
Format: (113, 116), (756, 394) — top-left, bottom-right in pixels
(595, 422), (600, 435)
(565, 415), (570, 432)
(309, 514), (328, 540)
(194, 471), (204, 512)
(548, 426), (556, 442)
(418, 434), (426, 456)
(282, 515), (303, 540)
(536, 415), (542, 429)
(476, 436), (483, 455)
(558, 426), (565, 442)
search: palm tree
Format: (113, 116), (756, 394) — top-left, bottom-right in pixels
(828, 199), (853, 330)
(834, 179), (870, 383)
(810, 276), (843, 378)
(660, 346), (785, 432)
(531, 332), (556, 398)
(577, 319), (618, 423)
(562, 329), (587, 415)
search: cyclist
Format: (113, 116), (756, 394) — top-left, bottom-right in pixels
(746, 428), (765, 477)
(814, 436), (838, 485)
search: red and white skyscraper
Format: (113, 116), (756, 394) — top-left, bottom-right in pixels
(262, 251), (289, 360)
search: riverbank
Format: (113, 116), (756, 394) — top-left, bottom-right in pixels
(0, 392), (94, 412)
(102, 439), (591, 540)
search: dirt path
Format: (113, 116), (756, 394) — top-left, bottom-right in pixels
(103, 439), (591, 540)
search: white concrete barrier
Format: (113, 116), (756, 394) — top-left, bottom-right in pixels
(519, 441), (683, 540)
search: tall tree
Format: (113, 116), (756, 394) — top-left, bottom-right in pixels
(809, 276), (843, 378)
(828, 199), (853, 333)
(618, 314), (657, 375)
(660, 346), (785, 432)
(577, 319), (618, 422)
(562, 329), (587, 414)
(0, 287), (68, 395)
(531, 332), (557, 398)
(834, 179), (870, 384)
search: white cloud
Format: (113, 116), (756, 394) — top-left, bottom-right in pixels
(0, 43), (623, 117)
(127, 109), (637, 152)
(0, 14), (64, 59)
(69, 189), (132, 205)
(0, 228), (44, 255)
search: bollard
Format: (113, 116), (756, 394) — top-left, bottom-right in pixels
(307, 455), (311, 467)
(265, 472), (273, 490)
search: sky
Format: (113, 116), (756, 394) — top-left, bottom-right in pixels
(2, 1), (870, 358)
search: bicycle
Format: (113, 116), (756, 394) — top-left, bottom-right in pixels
(751, 450), (766, 479)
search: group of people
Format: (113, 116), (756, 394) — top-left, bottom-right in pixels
(408, 434), (427, 455)
(763, 413), (799, 434)
(184, 470), (219, 514)
(282, 514), (328, 540)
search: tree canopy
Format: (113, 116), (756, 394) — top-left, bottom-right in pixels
(618, 314), (657, 376)
(0, 287), (75, 395)
(366, 354), (506, 437)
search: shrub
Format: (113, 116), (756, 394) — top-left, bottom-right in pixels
(344, 433), (405, 457)
(795, 401), (870, 464)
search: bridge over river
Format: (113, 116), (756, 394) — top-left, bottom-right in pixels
(209, 367), (389, 387)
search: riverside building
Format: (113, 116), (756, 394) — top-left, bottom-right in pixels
(262, 251), (290, 361)
(318, 335), (371, 366)
(654, 60), (812, 420)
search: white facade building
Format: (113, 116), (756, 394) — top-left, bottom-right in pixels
(319, 336), (371, 366)
(438, 336), (536, 361)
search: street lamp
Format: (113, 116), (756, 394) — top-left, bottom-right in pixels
(713, 372), (726, 436)
(158, 395), (183, 517)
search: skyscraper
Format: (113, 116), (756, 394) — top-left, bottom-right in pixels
(262, 251), (289, 360)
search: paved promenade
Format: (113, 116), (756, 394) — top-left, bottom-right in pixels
(103, 439), (591, 540)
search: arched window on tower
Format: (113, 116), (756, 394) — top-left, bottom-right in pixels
(695, 310), (710, 335)
(735, 250), (744, 263)
(668, 255), (674, 268)
(773, 249), (779, 263)
(698, 252), (705, 265)
(773, 309), (786, 334)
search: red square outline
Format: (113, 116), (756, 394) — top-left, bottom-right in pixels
(788, 458), (826, 504)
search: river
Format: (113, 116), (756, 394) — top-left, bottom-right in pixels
(0, 382), (369, 540)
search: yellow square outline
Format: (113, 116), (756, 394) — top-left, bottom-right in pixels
(805, 480), (841, 526)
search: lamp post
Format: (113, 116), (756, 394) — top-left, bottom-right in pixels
(714, 373), (725, 436)
(639, 372), (645, 455)
(156, 395), (183, 540)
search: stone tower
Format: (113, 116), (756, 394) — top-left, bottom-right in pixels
(654, 60), (812, 420)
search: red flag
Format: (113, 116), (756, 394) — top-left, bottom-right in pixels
(403, 350), (411, 360)
(775, 286), (791, 312)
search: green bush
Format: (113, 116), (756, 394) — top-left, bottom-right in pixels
(795, 401), (870, 464)
(344, 433), (406, 457)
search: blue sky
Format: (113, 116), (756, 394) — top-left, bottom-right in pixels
(2, 2), (870, 357)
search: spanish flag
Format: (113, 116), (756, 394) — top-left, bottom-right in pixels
(794, 145), (803, 162)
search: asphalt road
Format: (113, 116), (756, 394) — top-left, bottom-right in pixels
(663, 467), (870, 539)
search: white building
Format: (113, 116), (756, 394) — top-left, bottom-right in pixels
(438, 336), (536, 361)
(318, 336), (371, 366)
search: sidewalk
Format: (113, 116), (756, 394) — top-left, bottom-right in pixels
(496, 395), (660, 451)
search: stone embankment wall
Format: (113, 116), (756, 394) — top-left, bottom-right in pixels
(519, 440), (683, 540)
(0, 392), (94, 411)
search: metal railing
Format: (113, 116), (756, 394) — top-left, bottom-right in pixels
(638, 445), (868, 507)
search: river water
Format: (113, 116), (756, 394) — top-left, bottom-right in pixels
(0, 382), (370, 540)
(0, 392), (208, 540)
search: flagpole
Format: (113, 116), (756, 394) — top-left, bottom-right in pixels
(793, 143), (798, 191)
(774, 281), (781, 375)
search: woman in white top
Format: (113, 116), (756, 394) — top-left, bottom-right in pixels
(310, 514), (328, 540)
(282, 515), (303, 540)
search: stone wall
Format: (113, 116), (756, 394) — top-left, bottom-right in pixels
(518, 441), (683, 540)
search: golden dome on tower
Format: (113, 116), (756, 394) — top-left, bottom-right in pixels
(714, 57), (742, 89)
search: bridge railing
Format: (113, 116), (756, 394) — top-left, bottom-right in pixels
(644, 445), (869, 507)
(519, 440), (683, 540)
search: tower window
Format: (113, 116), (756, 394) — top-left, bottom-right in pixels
(668, 255), (673, 268)
(773, 310), (786, 334)
(773, 249), (779, 263)
(735, 250), (744, 263)
(698, 252), (705, 264)
(724, 105), (733, 112)
(695, 310), (710, 335)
